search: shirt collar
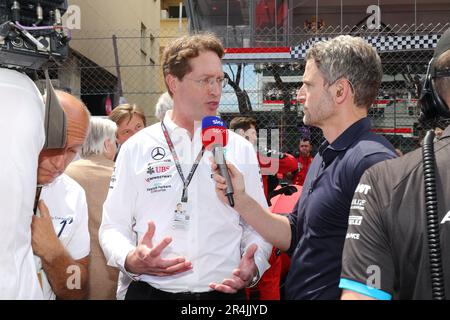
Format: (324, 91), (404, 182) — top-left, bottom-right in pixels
(162, 110), (202, 140)
(319, 117), (371, 166)
(162, 110), (178, 132)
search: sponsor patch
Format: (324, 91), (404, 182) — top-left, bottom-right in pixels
(151, 147), (166, 160)
(346, 233), (360, 240)
(146, 183), (172, 193)
(348, 215), (363, 226)
(350, 199), (366, 210)
(441, 210), (450, 224)
(355, 183), (371, 195)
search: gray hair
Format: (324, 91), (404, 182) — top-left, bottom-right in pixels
(81, 117), (117, 157)
(305, 35), (382, 107)
(155, 92), (173, 121)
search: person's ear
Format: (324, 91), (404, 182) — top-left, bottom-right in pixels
(235, 128), (245, 137)
(334, 79), (350, 104)
(166, 74), (178, 95)
(104, 138), (110, 153)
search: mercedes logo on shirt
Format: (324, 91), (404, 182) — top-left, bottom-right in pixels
(151, 147), (166, 160)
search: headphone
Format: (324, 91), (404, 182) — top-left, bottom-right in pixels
(419, 58), (450, 121)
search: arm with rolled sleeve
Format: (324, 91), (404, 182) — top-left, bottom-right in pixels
(339, 165), (395, 300)
(99, 145), (138, 277)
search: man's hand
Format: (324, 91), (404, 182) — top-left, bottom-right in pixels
(32, 200), (65, 262)
(125, 220), (192, 276)
(209, 244), (259, 294)
(211, 159), (247, 206)
(32, 200), (89, 299)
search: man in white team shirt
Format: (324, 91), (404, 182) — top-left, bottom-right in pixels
(100, 33), (271, 300)
(33, 90), (91, 299)
(0, 68), (45, 299)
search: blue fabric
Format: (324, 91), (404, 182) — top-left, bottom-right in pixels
(339, 278), (392, 300)
(285, 118), (396, 300)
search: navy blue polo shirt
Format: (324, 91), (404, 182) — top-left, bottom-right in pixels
(285, 118), (397, 300)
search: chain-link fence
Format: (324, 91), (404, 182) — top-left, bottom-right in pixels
(218, 23), (450, 157)
(35, 22), (449, 158)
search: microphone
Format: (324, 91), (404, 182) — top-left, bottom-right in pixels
(33, 184), (43, 216)
(201, 116), (234, 207)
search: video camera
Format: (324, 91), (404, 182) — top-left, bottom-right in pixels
(0, 0), (69, 70)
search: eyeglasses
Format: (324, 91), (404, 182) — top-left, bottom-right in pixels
(185, 76), (228, 89)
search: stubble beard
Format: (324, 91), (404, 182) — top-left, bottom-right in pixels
(303, 93), (334, 127)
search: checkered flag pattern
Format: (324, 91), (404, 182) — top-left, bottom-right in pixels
(291, 34), (441, 59)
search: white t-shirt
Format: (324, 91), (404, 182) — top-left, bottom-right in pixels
(101, 111), (271, 296)
(36, 174), (90, 300)
(0, 68), (45, 299)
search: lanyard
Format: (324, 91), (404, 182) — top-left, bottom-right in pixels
(161, 121), (205, 203)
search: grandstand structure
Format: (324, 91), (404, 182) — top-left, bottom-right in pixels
(184, 0), (450, 152)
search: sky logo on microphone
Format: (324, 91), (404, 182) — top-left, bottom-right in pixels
(201, 116), (228, 150)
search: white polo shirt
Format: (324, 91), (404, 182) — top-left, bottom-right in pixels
(36, 174), (90, 300)
(0, 68), (45, 299)
(100, 111), (271, 295)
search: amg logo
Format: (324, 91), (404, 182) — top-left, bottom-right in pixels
(355, 184), (371, 195)
(348, 215), (363, 226)
(346, 233), (360, 240)
(351, 199), (366, 210)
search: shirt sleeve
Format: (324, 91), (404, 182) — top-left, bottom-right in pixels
(236, 144), (272, 278)
(99, 144), (138, 273)
(339, 164), (395, 300)
(0, 78), (45, 299)
(65, 186), (90, 260)
(278, 153), (298, 174)
(286, 199), (301, 257)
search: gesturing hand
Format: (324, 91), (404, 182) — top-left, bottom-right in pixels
(125, 221), (192, 276)
(209, 244), (259, 293)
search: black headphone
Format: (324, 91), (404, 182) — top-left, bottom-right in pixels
(419, 58), (450, 121)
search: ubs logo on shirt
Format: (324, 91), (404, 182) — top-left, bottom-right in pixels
(145, 162), (173, 184)
(147, 165), (170, 175)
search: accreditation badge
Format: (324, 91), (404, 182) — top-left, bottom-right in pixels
(172, 201), (190, 231)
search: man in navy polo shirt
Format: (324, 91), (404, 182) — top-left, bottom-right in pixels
(212, 35), (397, 299)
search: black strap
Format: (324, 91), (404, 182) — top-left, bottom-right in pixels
(161, 121), (204, 202)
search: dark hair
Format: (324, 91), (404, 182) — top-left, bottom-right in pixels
(300, 137), (311, 143)
(229, 117), (257, 131)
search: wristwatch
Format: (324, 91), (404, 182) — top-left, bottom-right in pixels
(247, 268), (260, 288)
